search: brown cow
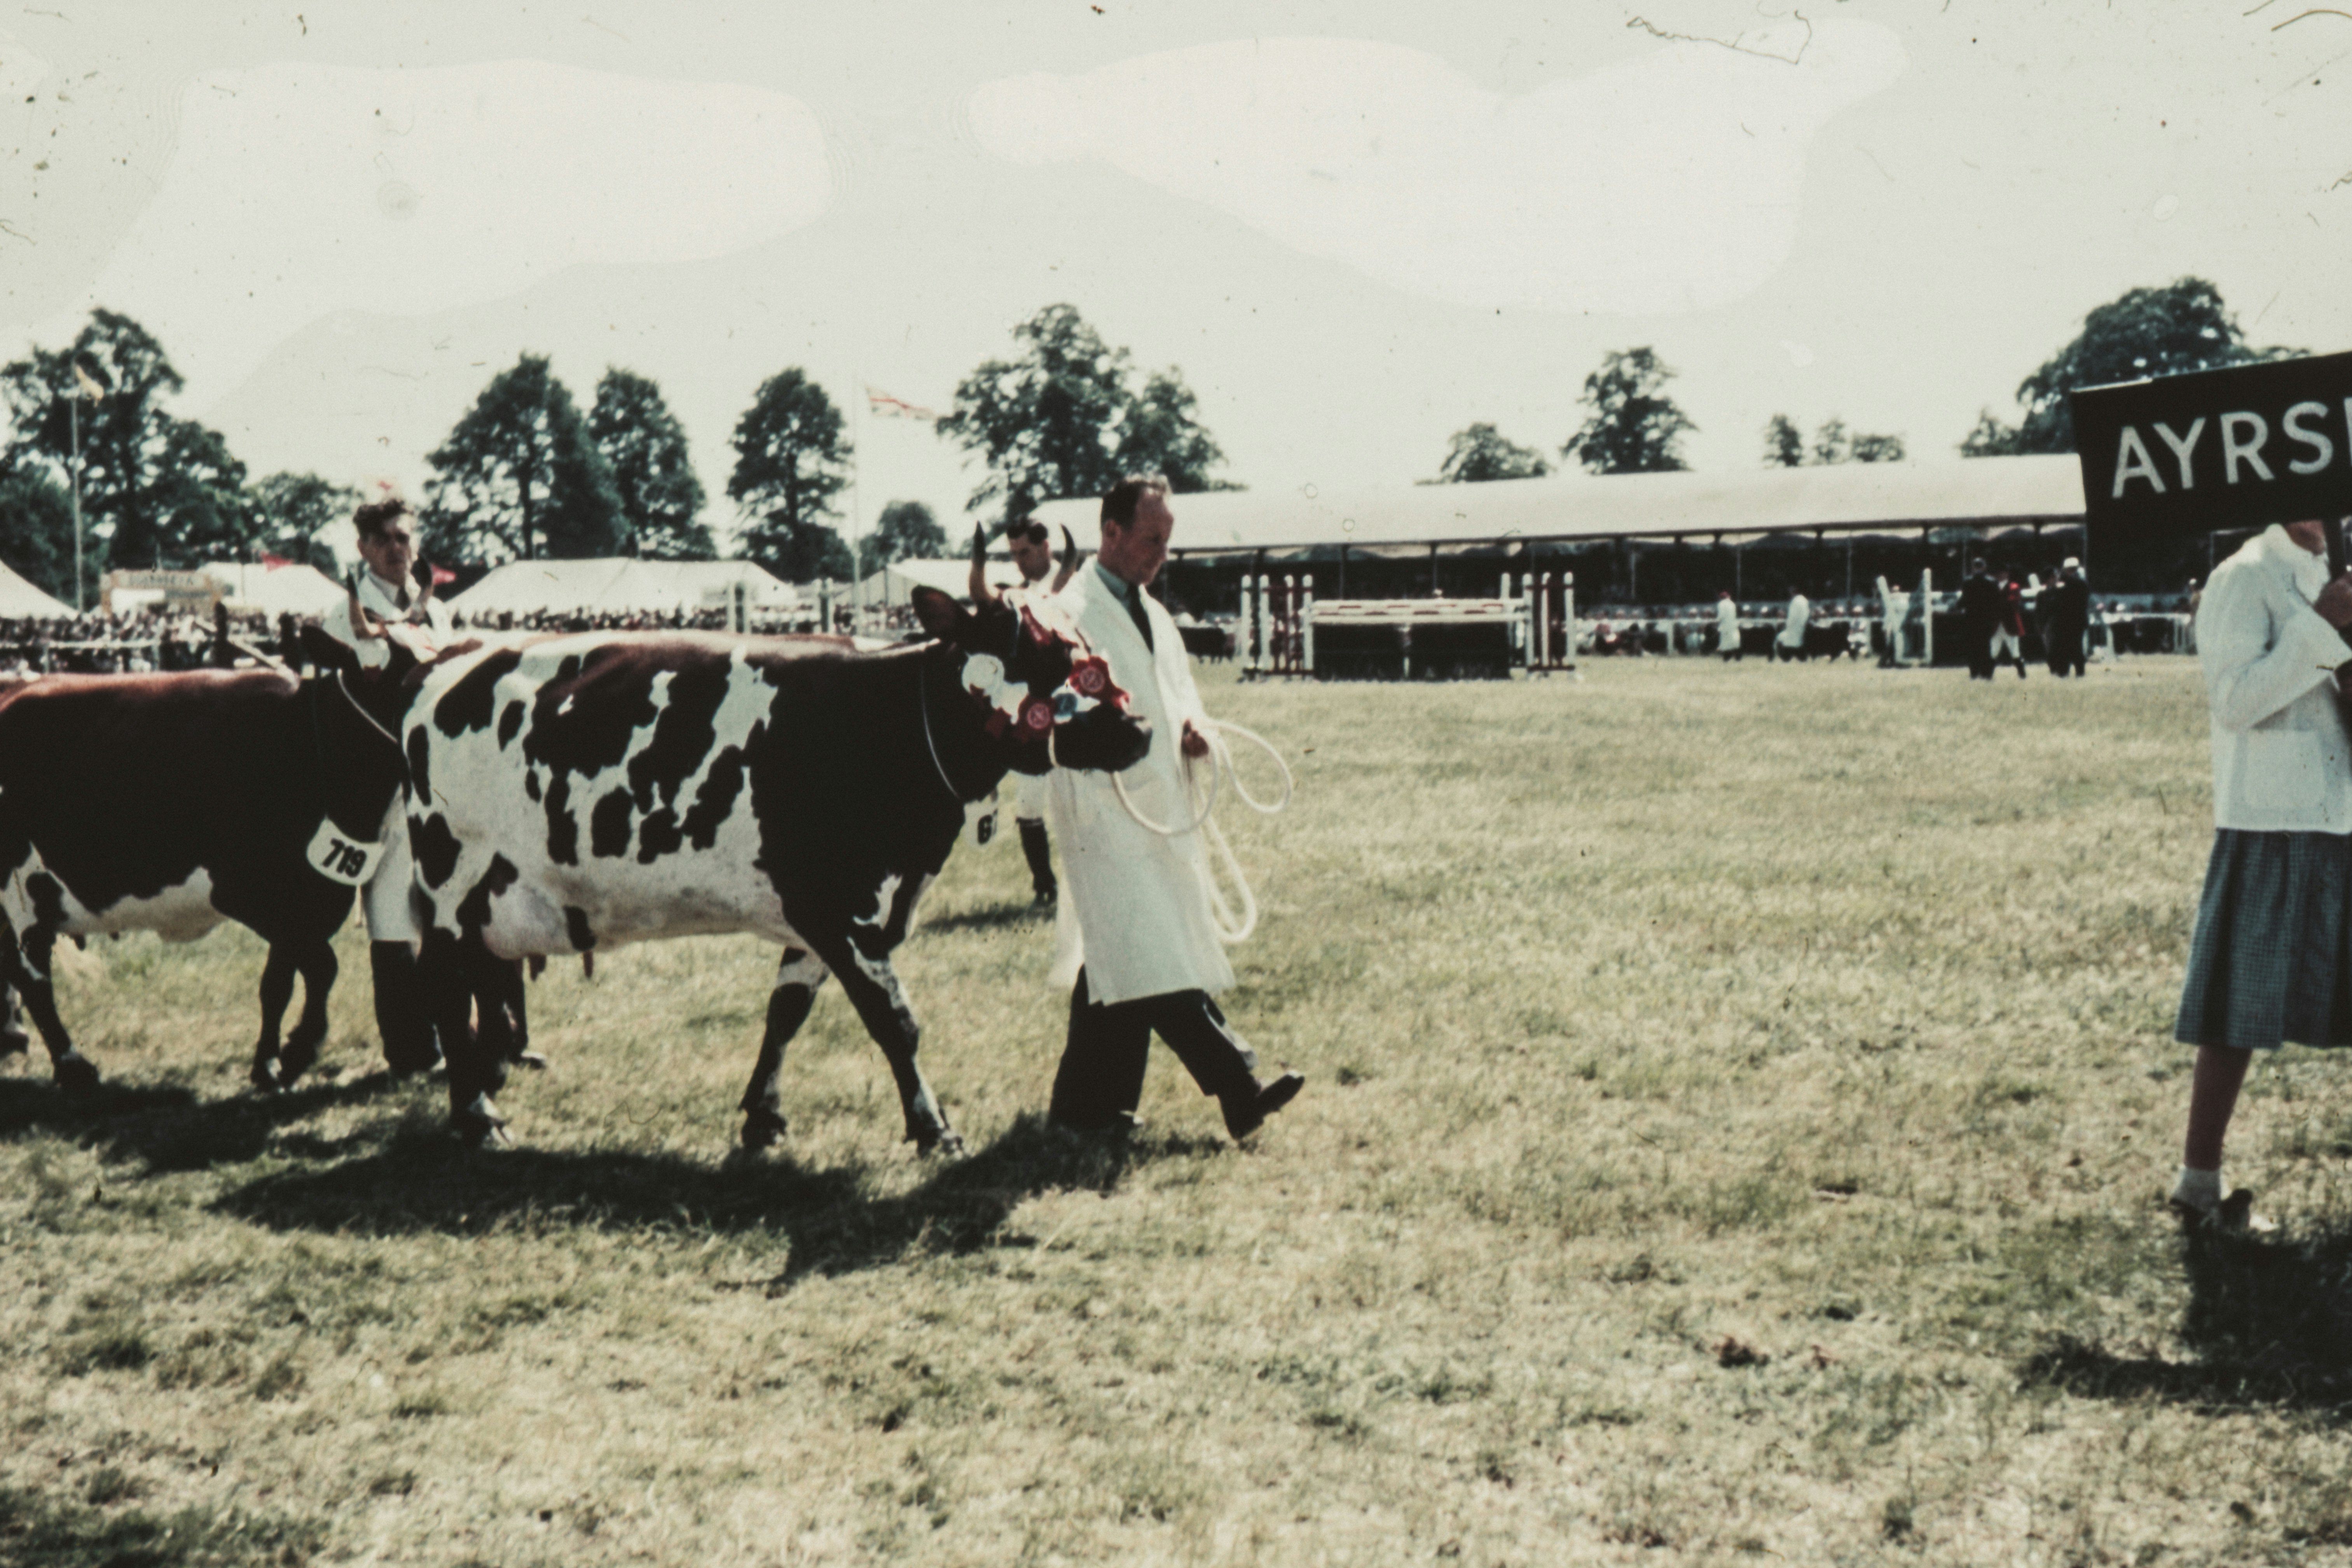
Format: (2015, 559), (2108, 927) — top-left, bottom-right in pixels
(0, 629), (423, 1092)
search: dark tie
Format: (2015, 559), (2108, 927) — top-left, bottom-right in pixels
(1124, 583), (1154, 651)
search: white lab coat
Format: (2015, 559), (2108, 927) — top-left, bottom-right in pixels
(1778, 592), (1811, 649)
(1714, 597), (1741, 650)
(1048, 566), (1236, 1005)
(320, 569), (452, 941)
(2198, 525), (2352, 834)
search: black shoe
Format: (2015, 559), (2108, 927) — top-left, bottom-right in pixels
(1222, 1071), (1305, 1141)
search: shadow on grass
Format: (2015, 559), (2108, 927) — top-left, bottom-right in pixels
(0, 1070), (421, 1174)
(0, 1482), (327, 1568)
(2022, 1214), (2352, 1417)
(214, 1112), (1200, 1285)
(920, 901), (1053, 935)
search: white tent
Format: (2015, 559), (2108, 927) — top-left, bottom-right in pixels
(0, 562), (72, 616)
(859, 557), (1025, 607)
(1029, 454), (2089, 554)
(0, 560), (73, 618)
(199, 560), (348, 617)
(447, 559), (798, 619)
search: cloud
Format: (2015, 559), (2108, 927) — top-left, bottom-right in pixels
(967, 23), (1904, 316)
(32, 59), (829, 402)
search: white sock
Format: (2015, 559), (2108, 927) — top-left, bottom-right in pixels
(2172, 1165), (2223, 1208)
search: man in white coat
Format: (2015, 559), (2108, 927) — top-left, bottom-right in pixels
(1045, 476), (1305, 1141)
(1775, 589), (1811, 661)
(319, 498), (453, 1074)
(1713, 590), (1743, 661)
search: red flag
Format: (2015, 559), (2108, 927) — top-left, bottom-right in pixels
(429, 564), (457, 587)
(261, 554), (292, 571)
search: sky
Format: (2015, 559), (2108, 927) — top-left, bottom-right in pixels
(3, 1), (2350, 560)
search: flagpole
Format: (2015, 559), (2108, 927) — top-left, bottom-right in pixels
(848, 369), (864, 634)
(69, 394), (82, 613)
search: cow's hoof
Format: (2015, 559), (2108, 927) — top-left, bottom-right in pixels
(915, 1127), (966, 1158)
(53, 1054), (99, 1096)
(740, 1110), (787, 1151)
(249, 1061), (283, 1095)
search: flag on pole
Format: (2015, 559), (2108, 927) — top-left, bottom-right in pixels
(866, 386), (938, 422)
(72, 363), (104, 402)
(262, 554), (293, 571)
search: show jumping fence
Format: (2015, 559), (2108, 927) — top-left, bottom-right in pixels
(1241, 571), (1577, 681)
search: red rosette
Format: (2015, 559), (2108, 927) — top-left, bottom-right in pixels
(1016, 694), (1055, 736)
(1068, 656), (1109, 697)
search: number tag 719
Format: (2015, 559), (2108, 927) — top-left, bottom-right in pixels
(306, 819), (385, 887)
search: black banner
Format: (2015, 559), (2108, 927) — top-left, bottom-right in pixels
(2070, 350), (2352, 534)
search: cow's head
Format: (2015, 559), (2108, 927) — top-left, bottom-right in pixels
(911, 585), (1151, 775)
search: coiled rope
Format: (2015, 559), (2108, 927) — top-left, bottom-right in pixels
(1057, 718), (1292, 944)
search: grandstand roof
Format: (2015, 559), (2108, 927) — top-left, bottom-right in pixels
(0, 561), (72, 618)
(1028, 454), (2087, 554)
(446, 558), (798, 617)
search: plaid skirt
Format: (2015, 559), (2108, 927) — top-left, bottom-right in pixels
(2176, 829), (2352, 1051)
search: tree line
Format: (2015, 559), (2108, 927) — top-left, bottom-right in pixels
(0, 279), (2291, 597)
(0, 303), (1236, 596)
(1433, 276), (2290, 486)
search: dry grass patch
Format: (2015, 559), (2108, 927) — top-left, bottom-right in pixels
(5, 655), (2349, 1563)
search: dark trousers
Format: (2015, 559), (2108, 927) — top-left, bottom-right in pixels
(1048, 967), (1259, 1129)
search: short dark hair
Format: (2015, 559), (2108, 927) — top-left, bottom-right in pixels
(1008, 518), (1049, 545)
(354, 498), (414, 541)
(1101, 474), (1170, 530)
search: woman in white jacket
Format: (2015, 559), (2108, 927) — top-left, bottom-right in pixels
(2172, 519), (2352, 1226)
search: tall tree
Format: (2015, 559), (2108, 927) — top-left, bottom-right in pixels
(861, 499), (946, 574)
(1762, 413), (1805, 468)
(421, 354), (625, 565)
(0, 309), (252, 578)
(1116, 368), (1236, 492)
(729, 368), (852, 582)
(939, 304), (1236, 520)
(248, 471), (360, 573)
(1561, 347), (1696, 475)
(1809, 417), (1851, 468)
(1848, 432), (1907, 464)
(588, 367), (713, 561)
(1963, 277), (2297, 456)
(1437, 423), (1551, 483)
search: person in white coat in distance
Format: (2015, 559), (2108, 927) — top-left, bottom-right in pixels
(1713, 590), (1743, 662)
(1045, 476), (1305, 1141)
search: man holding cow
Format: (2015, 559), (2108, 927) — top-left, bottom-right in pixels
(318, 497), (458, 1077)
(1043, 475), (1305, 1143)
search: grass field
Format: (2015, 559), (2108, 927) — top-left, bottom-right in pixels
(6, 653), (2351, 1566)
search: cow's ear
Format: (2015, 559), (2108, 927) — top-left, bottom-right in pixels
(299, 623), (358, 677)
(910, 587), (967, 644)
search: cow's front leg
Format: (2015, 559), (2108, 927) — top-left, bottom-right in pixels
(799, 919), (959, 1155)
(420, 930), (509, 1148)
(275, 941), (337, 1090)
(248, 943), (298, 1092)
(3, 924), (96, 1094)
(738, 947), (828, 1150)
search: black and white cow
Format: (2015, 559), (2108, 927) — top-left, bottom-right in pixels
(402, 587), (1152, 1149)
(0, 630), (423, 1093)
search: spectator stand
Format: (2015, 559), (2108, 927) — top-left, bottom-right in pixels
(1242, 571), (1576, 681)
